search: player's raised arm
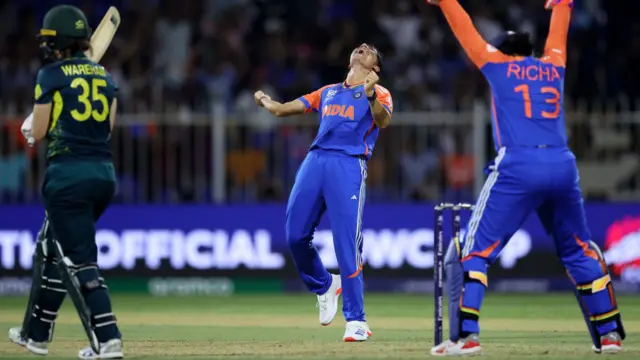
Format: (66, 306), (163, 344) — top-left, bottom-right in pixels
(255, 92), (306, 117)
(427, 0), (497, 68)
(255, 86), (328, 117)
(543, 0), (574, 66)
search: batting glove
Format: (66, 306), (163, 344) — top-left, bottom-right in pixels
(21, 113), (35, 146)
(545, 0), (574, 10)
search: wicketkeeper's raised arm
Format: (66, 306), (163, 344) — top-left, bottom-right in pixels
(543, 0), (574, 65)
(434, 0), (493, 68)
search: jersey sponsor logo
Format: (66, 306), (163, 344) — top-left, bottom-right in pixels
(507, 63), (561, 82)
(604, 216), (640, 283)
(326, 89), (337, 100)
(322, 104), (355, 120)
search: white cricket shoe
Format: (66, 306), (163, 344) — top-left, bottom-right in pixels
(317, 274), (342, 326)
(78, 338), (124, 359)
(434, 334), (482, 356)
(430, 339), (457, 356)
(9, 327), (49, 356)
(8, 327), (26, 346)
(343, 321), (372, 342)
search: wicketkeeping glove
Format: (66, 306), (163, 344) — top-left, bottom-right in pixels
(545, 0), (574, 10)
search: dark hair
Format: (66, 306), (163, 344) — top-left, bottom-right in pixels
(492, 31), (533, 57)
(63, 38), (91, 57)
(375, 51), (384, 74)
(364, 43), (383, 73)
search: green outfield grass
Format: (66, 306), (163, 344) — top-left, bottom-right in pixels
(0, 293), (638, 359)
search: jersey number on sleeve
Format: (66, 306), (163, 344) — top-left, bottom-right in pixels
(70, 78), (109, 122)
(514, 84), (561, 119)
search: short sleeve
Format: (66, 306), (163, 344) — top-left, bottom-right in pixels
(34, 67), (58, 104)
(106, 71), (119, 92)
(298, 88), (324, 113)
(298, 84), (336, 114)
(375, 85), (393, 114)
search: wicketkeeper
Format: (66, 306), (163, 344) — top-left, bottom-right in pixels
(426, 0), (626, 356)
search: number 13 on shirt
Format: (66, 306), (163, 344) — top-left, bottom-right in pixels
(514, 84), (561, 119)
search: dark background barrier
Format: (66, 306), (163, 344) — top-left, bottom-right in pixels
(2, 203), (639, 288)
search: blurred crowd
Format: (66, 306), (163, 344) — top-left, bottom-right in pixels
(1, 0), (639, 203)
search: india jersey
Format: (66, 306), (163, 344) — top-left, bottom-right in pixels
(482, 56), (567, 150)
(439, 0), (572, 152)
(34, 52), (118, 163)
(298, 82), (393, 159)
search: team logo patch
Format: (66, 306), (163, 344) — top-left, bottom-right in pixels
(354, 92), (363, 99)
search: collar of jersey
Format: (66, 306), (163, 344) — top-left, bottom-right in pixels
(57, 52), (88, 64)
(342, 81), (364, 89)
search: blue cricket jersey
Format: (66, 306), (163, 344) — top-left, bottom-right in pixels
(298, 82), (393, 159)
(440, 0), (573, 153)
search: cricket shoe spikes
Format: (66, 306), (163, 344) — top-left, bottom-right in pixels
(9, 327), (49, 356)
(78, 338), (124, 359)
(432, 334), (482, 356)
(594, 331), (622, 354)
(343, 321), (372, 342)
(317, 274), (342, 326)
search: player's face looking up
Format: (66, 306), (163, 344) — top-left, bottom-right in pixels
(349, 43), (380, 73)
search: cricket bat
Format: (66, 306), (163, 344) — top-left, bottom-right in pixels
(23, 7), (122, 145)
(85, 6), (121, 62)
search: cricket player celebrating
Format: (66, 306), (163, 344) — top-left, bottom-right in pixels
(8, 5), (123, 359)
(426, 0), (626, 356)
(254, 43), (392, 342)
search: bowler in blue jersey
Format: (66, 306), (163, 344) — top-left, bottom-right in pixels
(254, 43), (393, 342)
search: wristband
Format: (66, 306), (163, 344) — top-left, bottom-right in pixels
(367, 90), (377, 102)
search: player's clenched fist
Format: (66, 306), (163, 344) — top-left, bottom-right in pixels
(254, 91), (271, 107)
(364, 71), (379, 96)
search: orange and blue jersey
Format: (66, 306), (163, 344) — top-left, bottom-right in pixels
(298, 82), (393, 159)
(440, 0), (571, 151)
(284, 81), (392, 322)
(440, 1), (621, 341)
